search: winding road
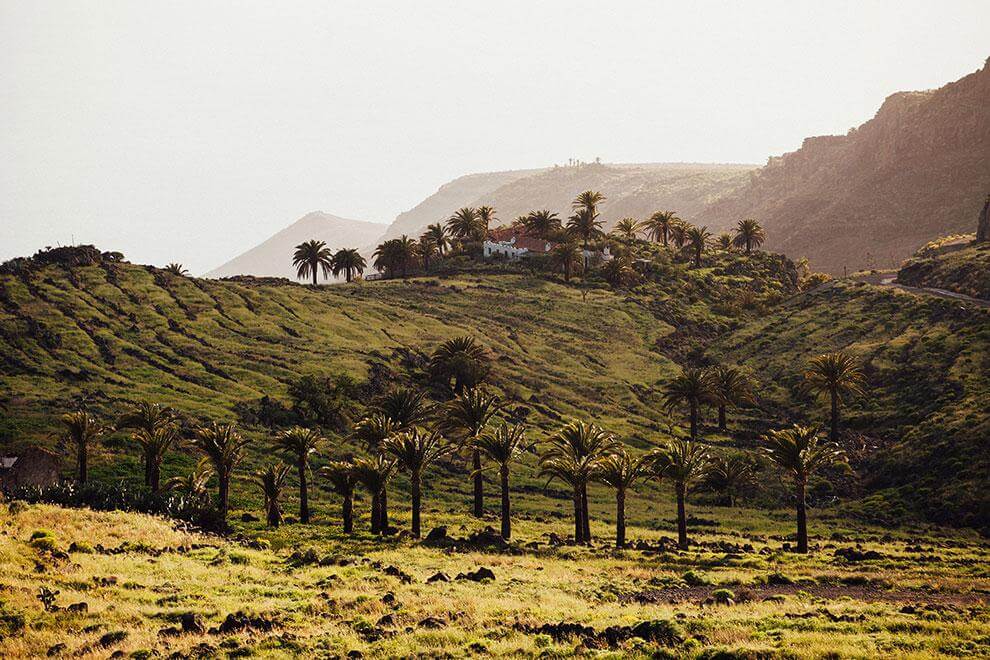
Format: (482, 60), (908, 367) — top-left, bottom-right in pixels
(850, 273), (990, 309)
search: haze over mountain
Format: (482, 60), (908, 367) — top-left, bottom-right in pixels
(696, 58), (990, 274)
(205, 212), (385, 280)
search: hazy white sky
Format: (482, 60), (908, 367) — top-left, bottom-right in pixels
(2, 1), (988, 273)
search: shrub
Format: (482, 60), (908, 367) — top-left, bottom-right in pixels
(710, 588), (735, 605)
(68, 540), (94, 554)
(681, 570), (710, 586)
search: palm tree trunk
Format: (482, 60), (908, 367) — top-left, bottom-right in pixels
(342, 492), (353, 533)
(77, 441), (87, 484)
(218, 473), (230, 526)
(298, 458), (309, 523)
(830, 391), (839, 443)
(616, 487), (626, 548)
(472, 449), (483, 518)
(746, 237), (752, 254)
(581, 486), (591, 543)
(311, 261), (317, 286)
(676, 481), (688, 550)
(370, 492), (381, 534)
(796, 479), (808, 553)
(143, 453), (152, 489)
(573, 486), (584, 544)
(718, 404), (727, 432)
(411, 469), (422, 538)
(346, 268), (352, 283)
(499, 465), (511, 540)
(689, 401), (698, 441)
(380, 487), (389, 532)
(150, 459), (161, 494)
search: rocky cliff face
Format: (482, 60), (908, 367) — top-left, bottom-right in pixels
(695, 58), (990, 274)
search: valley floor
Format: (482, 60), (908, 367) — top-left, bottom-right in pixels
(1, 501), (987, 659)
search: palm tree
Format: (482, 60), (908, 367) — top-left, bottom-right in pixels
(596, 448), (651, 547)
(117, 402), (179, 493)
(651, 439), (711, 550)
(424, 223), (449, 256)
(473, 422), (532, 539)
(662, 368), (714, 440)
(447, 207), (482, 241)
(551, 242), (583, 282)
(601, 255), (637, 287)
(374, 387), (433, 430)
(418, 235), (437, 272)
(393, 235), (418, 278)
(164, 458), (213, 501)
(761, 424), (844, 553)
(320, 461), (357, 533)
(802, 352), (867, 442)
(715, 233), (734, 252)
(383, 429), (449, 538)
(544, 421), (618, 543)
(704, 454), (755, 507)
(292, 239), (334, 285)
(732, 219), (767, 254)
(643, 211), (678, 247)
(58, 411), (107, 485)
(566, 208), (605, 253)
(538, 451), (603, 545)
(274, 427), (325, 524)
(353, 454), (397, 534)
(255, 463), (290, 527)
(686, 225), (712, 267)
(164, 263), (188, 276)
(518, 210), (561, 239)
(439, 389), (505, 518)
(373, 237), (417, 279)
(669, 220), (689, 249)
(190, 422), (250, 526)
(351, 413), (402, 453)
(476, 206), (497, 236)
(429, 336), (492, 393)
(573, 190), (605, 221)
(611, 218), (641, 241)
(332, 248), (366, 282)
(709, 366), (755, 432)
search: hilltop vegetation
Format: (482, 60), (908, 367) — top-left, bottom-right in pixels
(897, 240), (990, 300)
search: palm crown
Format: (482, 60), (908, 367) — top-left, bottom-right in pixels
(292, 239), (334, 285)
(732, 218), (767, 253)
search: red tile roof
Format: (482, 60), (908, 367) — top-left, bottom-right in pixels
(487, 226), (553, 254)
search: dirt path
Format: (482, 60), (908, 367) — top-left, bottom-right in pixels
(846, 273), (990, 308)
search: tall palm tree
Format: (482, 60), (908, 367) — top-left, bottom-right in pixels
(353, 454), (397, 534)
(383, 429), (449, 538)
(732, 219), (767, 254)
(447, 207), (482, 241)
(704, 454), (755, 507)
(320, 461), (357, 534)
(274, 427), (325, 523)
(669, 220), (689, 249)
(372, 237), (417, 279)
(476, 206), (497, 237)
(58, 411), (108, 485)
(709, 366), (755, 432)
(439, 389), (504, 518)
(331, 248), (366, 282)
(118, 402), (179, 493)
(429, 336), (492, 394)
(164, 263), (188, 276)
(651, 439), (711, 550)
(418, 235), (437, 272)
(596, 448), (651, 547)
(566, 208), (605, 253)
(473, 422), (532, 539)
(551, 242), (583, 282)
(424, 223), (449, 256)
(374, 387), (433, 430)
(519, 210), (561, 239)
(538, 451), (602, 545)
(662, 368), (714, 440)
(544, 421), (618, 543)
(643, 211), (678, 247)
(190, 422), (250, 526)
(761, 424), (844, 553)
(611, 217), (641, 241)
(394, 235), (418, 278)
(292, 239), (334, 285)
(686, 225), (712, 267)
(255, 463), (290, 528)
(802, 352), (867, 442)
(573, 190), (605, 222)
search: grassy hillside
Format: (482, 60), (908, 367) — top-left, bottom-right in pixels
(3, 499), (988, 659)
(709, 280), (990, 529)
(897, 241), (990, 300)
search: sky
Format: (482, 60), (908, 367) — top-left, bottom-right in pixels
(2, 1), (988, 273)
